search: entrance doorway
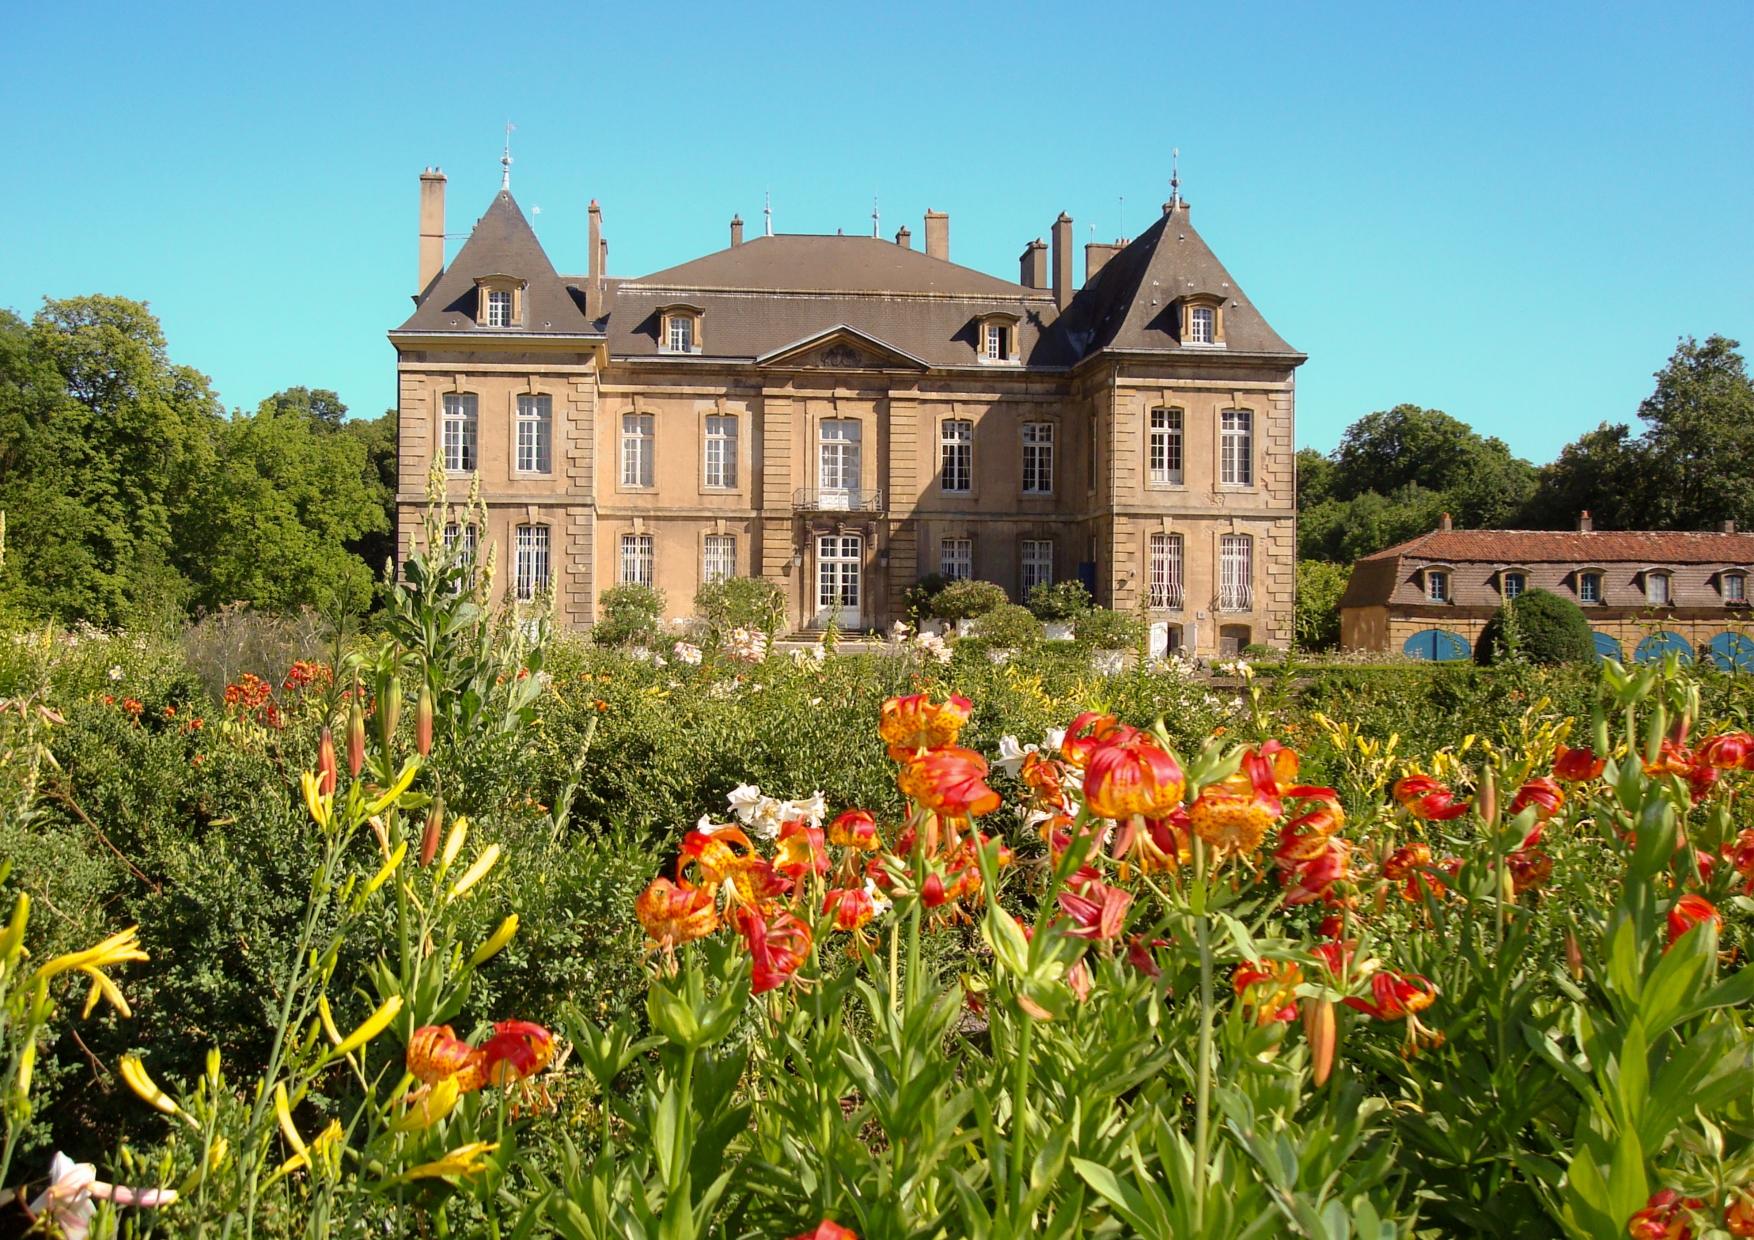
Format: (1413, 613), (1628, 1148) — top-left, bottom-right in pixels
(816, 534), (862, 628)
(1218, 624), (1252, 658)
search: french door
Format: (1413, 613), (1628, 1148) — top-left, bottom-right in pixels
(816, 535), (861, 628)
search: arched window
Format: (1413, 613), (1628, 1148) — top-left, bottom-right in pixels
(1591, 631), (1623, 663)
(1633, 631), (1693, 665)
(1402, 629), (1470, 661)
(1708, 633), (1754, 672)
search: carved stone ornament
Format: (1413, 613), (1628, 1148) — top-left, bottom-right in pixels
(818, 342), (863, 368)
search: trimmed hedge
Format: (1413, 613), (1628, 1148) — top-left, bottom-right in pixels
(1474, 588), (1596, 666)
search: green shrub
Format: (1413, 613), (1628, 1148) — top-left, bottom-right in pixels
(1025, 580), (1093, 622)
(968, 602), (1043, 648)
(1295, 559), (1349, 652)
(903, 573), (951, 621)
(1243, 642), (1280, 661)
(592, 582), (667, 648)
(1072, 605), (1145, 651)
(695, 576), (786, 638)
(931, 579), (1008, 621)
(1474, 588), (1596, 666)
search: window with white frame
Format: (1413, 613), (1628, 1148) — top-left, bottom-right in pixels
(667, 315), (694, 352)
(1426, 570), (1449, 603)
(620, 533), (654, 586)
(1187, 305), (1215, 344)
(1645, 572), (1670, 606)
(1149, 408), (1183, 484)
(1022, 422), (1054, 495)
(443, 522), (477, 559)
(1725, 572), (1746, 603)
(1148, 533), (1184, 609)
(516, 394), (552, 473)
(485, 290), (513, 328)
(442, 394), (478, 472)
(1021, 540), (1053, 594)
(1219, 535), (1253, 611)
(1220, 411), (1252, 486)
(1580, 572), (1602, 604)
(819, 420), (861, 494)
(1503, 571), (1526, 600)
(703, 534), (736, 584)
(983, 322), (1007, 361)
(941, 420), (972, 493)
(514, 525), (549, 599)
(621, 412), (654, 488)
(704, 415), (738, 488)
(940, 538), (972, 581)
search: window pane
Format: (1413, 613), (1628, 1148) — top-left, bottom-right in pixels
(623, 413), (653, 487)
(821, 420), (861, 492)
(620, 534), (654, 587)
(940, 538), (971, 580)
(1581, 573), (1600, 603)
(1149, 409), (1183, 484)
(514, 525), (550, 599)
(442, 394), (478, 472)
(941, 420), (971, 492)
(1219, 535), (1252, 611)
(1647, 574), (1668, 605)
(703, 534), (735, 583)
(1022, 423), (1053, 494)
(705, 415), (737, 487)
(1149, 534), (1183, 609)
(1220, 411), (1252, 486)
(1726, 574), (1745, 602)
(1021, 540), (1053, 594)
(1188, 305), (1214, 344)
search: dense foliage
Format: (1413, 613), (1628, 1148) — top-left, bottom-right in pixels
(1474, 589), (1599, 667)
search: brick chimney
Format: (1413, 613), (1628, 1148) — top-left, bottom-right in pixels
(1578, 510), (1593, 532)
(1438, 512), (1453, 531)
(1052, 212), (1074, 311)
(730, 214), (744, 247)
(1724, 519), (1738, 533)
(587, 199), (603, 317)
(418, 169), (446, 299)
(1085, 240), (1123, 285)
(1019, 239), (1047, 288)
(923, 210), (949, 261)
(895, 225), (911, 249)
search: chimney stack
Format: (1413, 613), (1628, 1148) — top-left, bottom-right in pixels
(1438, 512), (1453, 532)
(895, 225), (911, 249)
(923, 210), (949, 261)
(1578, 510), (1593, 532)
(1085, 240), (1124, 285)
(1724, 519), (1737, 533)
(417, 168), (447, 299)
(730, 214), (744, 247)
(1051, 212), (1074, 311)
(1019, 239), (1047, 288)
(587, 200), (603, 317)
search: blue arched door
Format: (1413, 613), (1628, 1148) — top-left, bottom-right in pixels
(1591, 631), (1624, 663)
(1403, 629), (1471, 661)
(1633, 631), (1694, 665)
(1708, 632), (1754, 672)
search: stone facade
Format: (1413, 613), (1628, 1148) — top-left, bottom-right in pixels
(390, 172), (1304, 657)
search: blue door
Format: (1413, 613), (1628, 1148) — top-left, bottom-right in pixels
(1591, 631), (1624, 663)
(1633, 631), (1694, 665)
(1403, 629), (1470, 661)
(1708, 632), (1754, 672)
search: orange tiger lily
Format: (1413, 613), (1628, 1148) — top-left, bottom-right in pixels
(408, 1025), (486, 1093)
(898, 747), (1002, 817)
(1233, 959), (1302, 1025)
(1392, 774), (1470, 822)
(1666, 894), (1721, 948)
(635, 877), (721, 949)
(1552, 744), (1606, 782)
(1084, 729), (1186, 820)
(880, 694), (973, 760)
(1059, 712), (1121, 769)
(480, 1020), (555, 1086)
(827, 809), (880, 851)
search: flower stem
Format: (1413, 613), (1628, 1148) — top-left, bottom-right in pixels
(1193, 837), (1213, 1231)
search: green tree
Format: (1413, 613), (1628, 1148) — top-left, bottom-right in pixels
(1518, 422), (1646, 531)
(1294, 559), (1350, 651)
(257, 385), (348, 432)
(340, 408), (398, 579)
(1474, 589), (1595, 666)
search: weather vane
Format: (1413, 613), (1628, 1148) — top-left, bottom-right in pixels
(764, 188), (773, 237)
(1170, 148), (1180, 207)
(872, 193), (880, 238)
(501, 121), (516, 191)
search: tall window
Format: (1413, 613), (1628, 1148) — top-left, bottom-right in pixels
(1187, 305), (1214, 344)
(819, 420), (861, 494)
(1149, 408), (1183, 484)
(704, 415), (738, 488)
(442, 394), (478, 472)
(1645, 572), (1669, 606)
(443, 522), (477, 560)
(940, 538), (972, 581)
(1426, 570), (1449, 603)
(1219, 535), (1253, 611)
(1503, 572), (1526, 600)
(1725, 573), (1746, 603)
(984, 323), (1006, 361)
(621, 413), (654, 488)
(516, 394), (552, 473)
(620, 533), (654, 586)
(1022, 423), (1054, 495)
(941, 420), (972, 493)
(1220, 411), (1252, 486)
(485, 290), (513, 328)
(667, 316), (693, 352)
(514, 525), (549, 599)
(703, 534), (736, 584)
(1148, 534), (1183, 609)
(1580, 572), (1602, 604)
(1021, 540), (1053, 594)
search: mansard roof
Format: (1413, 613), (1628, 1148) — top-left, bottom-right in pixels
(396, 190), (598, 336)
(1050, 202), (1302, 360)
(628, 233), (1033, 297)
(1360, 528), (1754, 566)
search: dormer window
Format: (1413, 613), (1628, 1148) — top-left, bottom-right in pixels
(473, 275), (526, 328)
(1174, 294), (1227, 347)
(657, 303), (704, 354)
(1645, 571), (1671, 607)
(973, 313), (1019, 364)
(1502, 571), (1526, 599)
(1579, 571), (1602, 604)
(485, 290), (513, 327)
(1426, 569), (1449, 602)
(1724, 572), (1747, 603)
(1188, 306), (1214, 343)
(984, 323), (1006, 360)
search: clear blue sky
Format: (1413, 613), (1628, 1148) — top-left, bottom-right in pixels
(2, 1), (1749, 462)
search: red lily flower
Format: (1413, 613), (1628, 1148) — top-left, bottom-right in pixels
(408, 1024), (486, 1093)
(823, 886), (878, 932)
(481, 1020), (555, 1085)
(1060, 712), (1122, 769)
(1552, 744), (1606, 782)
(1666, 894), (1721, 948)
(774, 819), (829, 881)
(1233, 959), (1301, 1025)
(636, 877), (721, 949)
(1392, 774), (1470, 821)
(1345, 970), (1444, 1056)
(827, 808), (880, 851)
(1628, 1189), (1703, 1240)
(1191, 749), (1283, 855)
(880, 693), (973, 760)
(1505, 850), (1553, 894)
(898, 747), (1002, 817)
(738, 907), (812, 995)
(1084, 728), (1185, 819)
(1698, 731), (1754, 771)
(1058, 872), (1131, 941)
(789, 1222), (858, 1240)
(1509, 776), (1564, 824)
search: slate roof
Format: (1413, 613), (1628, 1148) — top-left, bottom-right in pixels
(395, 191), (599, 336)
(1050, 202), (1301, 360)
(1359, 529), (1754, 566)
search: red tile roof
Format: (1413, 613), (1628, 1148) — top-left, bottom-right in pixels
(1361, 529), (1754, 565)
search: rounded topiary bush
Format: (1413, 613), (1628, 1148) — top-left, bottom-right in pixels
(593, 583), (667, 648)
(1026, 580), (1093, 622)
(932, 579), (1008, 622)
(969, 602), (1044, 649)
(1474, 588), (1596, 666)
(1072, 606), (1145, 651)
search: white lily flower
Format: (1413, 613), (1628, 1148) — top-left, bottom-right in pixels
(996, 735), (1038, 778)
(786, 792), (827, 827)
(28, 1151), (176, 1240)
(864, 876), (893, 916)
(1044, 728), (1067, 756)
(726, 783), (765, 823)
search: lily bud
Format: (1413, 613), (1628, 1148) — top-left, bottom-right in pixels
(347, 698), (365, 778)
(415, 683), (434, 758)
(317, 728), (337, 796)
(421, 797), (445, 868)
(1564, 928), (1584, 981)
(380, 677), (403, 755)
(1477, 766), (1497, 828)
(469, 914), (519, 966)
(1304, 998), (1337, 1086)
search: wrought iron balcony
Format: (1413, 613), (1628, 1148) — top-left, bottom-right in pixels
(793, 487), (884, 514)
(1217, 584), (1254, 613)
(1146, 583), (1185, 611)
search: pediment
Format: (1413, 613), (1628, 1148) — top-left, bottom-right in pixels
(756, 325), (929, 371)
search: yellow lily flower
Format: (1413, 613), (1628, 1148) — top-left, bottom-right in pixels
(118, 1055), (178, 1115)
(468, 914), (519, 966)
(364, 842), (407, 897)
(366, 759), (422, 817)
(389, 1074), (460, 1133)
(33, 925), (148, 1018)
(331, 995), (403, 1058)
(176, 1138), (230, 1195)
(448, 845), (501, 900)
(439, 817), (470, 872)
(394, 1141), (498, 1182)
(301, 771), (332, 829)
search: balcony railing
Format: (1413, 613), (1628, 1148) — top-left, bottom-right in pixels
(793, 487), (884, 514)
(1217, 584), (1254, 613)
(1147, 583), (1185, 611)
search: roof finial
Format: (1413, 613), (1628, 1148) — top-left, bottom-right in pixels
(1169, 148), (1180, 208)
(872, 193), (880, 238)
(764, 188), (773, 237)
(501, 121), (516, 191)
